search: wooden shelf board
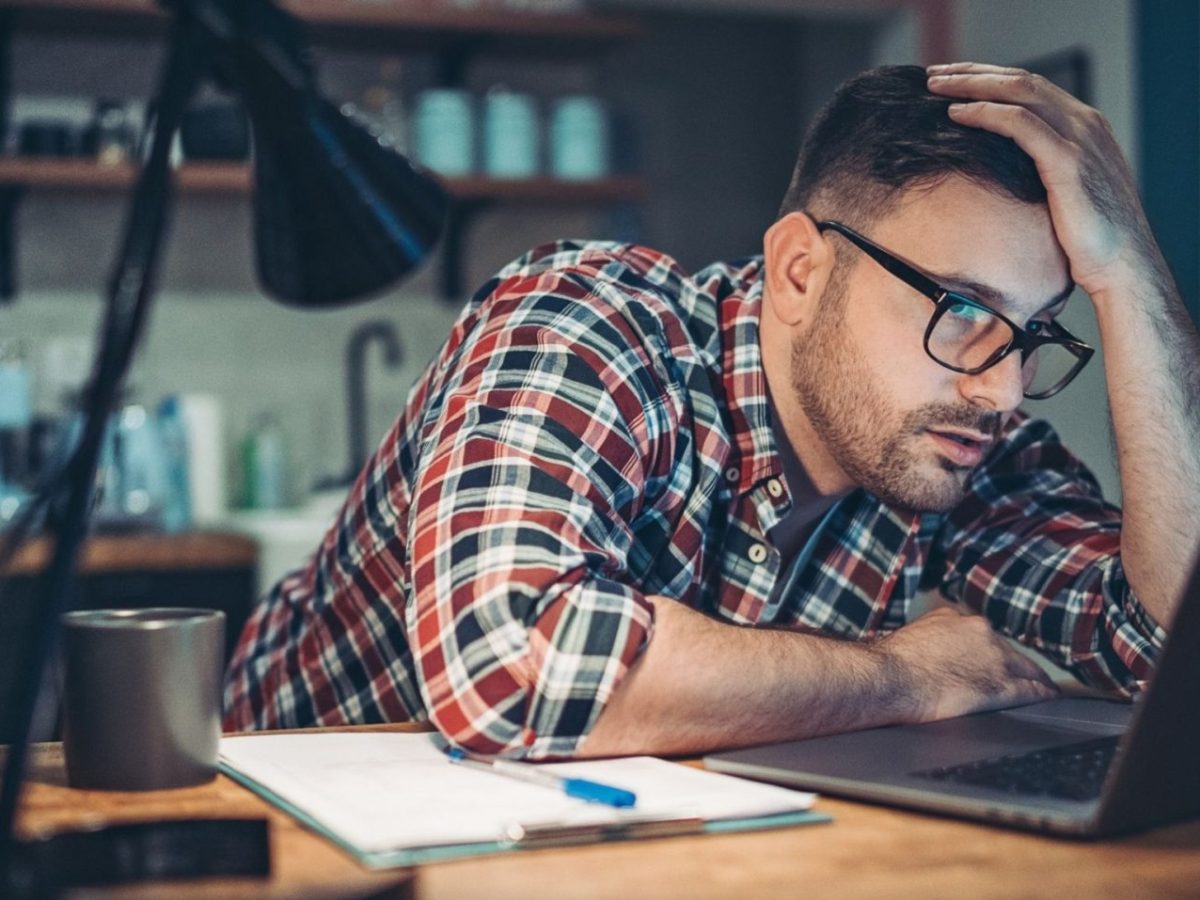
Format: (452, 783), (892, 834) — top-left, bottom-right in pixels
(445, 173), (646, 204)
(0, 157), (645, 202)
(0, 156), (134, 189)
(0, 157), (252, 193)
(288, 0), (640, 41)
(0, 0), (641, 52)
(2, 531), (259, 576)
(176, 160), (254, 192)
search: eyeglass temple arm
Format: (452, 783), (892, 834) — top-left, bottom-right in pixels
(813, 219), (945, 302)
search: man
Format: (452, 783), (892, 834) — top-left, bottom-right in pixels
(224, 64), (1199, 759)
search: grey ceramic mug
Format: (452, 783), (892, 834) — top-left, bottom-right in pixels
(60, 608), (225, 791)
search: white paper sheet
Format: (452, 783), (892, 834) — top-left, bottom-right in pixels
(219, 732), (816, 854)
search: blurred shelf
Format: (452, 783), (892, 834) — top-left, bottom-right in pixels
(0, 157), (252, 193)
(0, 1), (646, 299)
(0, 0), (642, 55)
(0, 157), (646, 202)
(447, 173), (645, 204)
(1, 530), (259, 576)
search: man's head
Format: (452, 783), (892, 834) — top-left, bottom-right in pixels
(763, 66), (1072, 513)
(778, 65), (1046, 230)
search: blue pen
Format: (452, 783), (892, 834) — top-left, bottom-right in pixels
(446, 748), (637, 808)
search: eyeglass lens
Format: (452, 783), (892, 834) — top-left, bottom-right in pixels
(929, 299), (1081, 398)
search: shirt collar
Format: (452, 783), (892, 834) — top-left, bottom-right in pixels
(698, 256), (783, 497)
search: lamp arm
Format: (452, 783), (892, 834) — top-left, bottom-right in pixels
(159, 0), (316, 96)
(0, 16), (211, 883)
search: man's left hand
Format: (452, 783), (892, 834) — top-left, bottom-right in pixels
(925, 62), (1162, 301)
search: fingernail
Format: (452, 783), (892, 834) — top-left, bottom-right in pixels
(947, 103), (967, 116)
(927, 74), (948, 84)
(926, 64), (947, 73)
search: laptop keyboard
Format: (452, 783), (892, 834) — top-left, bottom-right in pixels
(912, 735), (1120, 802)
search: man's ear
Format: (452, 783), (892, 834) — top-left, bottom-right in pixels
(763, 212), (829, 328)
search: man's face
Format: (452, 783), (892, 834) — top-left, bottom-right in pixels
(790, 176), (1072, 512)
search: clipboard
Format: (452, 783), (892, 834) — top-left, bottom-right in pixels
(219, 732), (831, 868)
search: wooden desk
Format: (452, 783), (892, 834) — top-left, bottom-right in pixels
(10, 729), (1200, 899)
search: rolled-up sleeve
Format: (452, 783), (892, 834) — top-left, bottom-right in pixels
(928, 417), (1165, 696)
(407, 280), (670, 757)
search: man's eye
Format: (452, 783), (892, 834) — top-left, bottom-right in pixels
(1027, 319), (1052, 336)
(947, 300), (990, 322)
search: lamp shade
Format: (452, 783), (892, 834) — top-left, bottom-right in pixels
(249, 93), (449, 307)
(182, 0), (449, 307)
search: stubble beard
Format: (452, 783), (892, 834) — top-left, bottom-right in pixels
(788, 275), (997, 514)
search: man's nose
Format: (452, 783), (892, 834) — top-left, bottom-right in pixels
(959, 351), (1025, 412)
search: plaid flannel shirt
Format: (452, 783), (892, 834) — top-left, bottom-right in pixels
(223, 240), (1165, 758)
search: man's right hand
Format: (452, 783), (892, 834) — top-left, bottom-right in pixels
(874, 606), (1060, 723)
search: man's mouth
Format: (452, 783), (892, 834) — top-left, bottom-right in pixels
(925, 429), (991, 467)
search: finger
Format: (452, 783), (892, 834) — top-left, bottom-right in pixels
(976, 678), (1057, 714)
(1024, 677), (1061, 702)
(1005, 650), (1060, 692)
(927, 71), (1074, 105)
(928, 72), (1081, 135)
(944, 101), (1078, 184)
(927, 62), (1028, 77)
(1023, 667), (1061, 693)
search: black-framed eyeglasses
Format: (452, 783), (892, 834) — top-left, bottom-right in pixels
(814, 218), (1094, 400)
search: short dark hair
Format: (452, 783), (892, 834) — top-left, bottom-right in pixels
(778, 65), (1046, 227)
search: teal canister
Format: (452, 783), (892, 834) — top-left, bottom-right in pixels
(549, 95), (608, 181)
(414, 88), (475, 177)
(482, 88), (539, 179)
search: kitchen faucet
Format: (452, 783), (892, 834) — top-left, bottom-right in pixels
(342, 320), (403, 485)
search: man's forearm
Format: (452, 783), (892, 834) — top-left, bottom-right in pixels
(577, 596), (1057, 758)
(1092, 252), (1200, 625)
(577, 597), (897, 757)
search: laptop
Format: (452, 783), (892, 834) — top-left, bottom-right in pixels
(704, 550), (1200, 837)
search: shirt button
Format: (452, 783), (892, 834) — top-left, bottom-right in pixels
(748, 543), (768, 564)
(766, 477), (784, 499)
(725, 466), (740, 483)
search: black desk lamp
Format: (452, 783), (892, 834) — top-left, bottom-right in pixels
(0, 0), (447, 889)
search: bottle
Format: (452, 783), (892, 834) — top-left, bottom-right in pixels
(157, 394), (192, 533)
(90, 99), (135, 166)
(31, 335), (92, 490)
(0, 339), (32, 528)
(112, 401), (167, 526)
(177, 393), (228, 524)
(360, 58), (409, 155)
(243, 412), (288, 510)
